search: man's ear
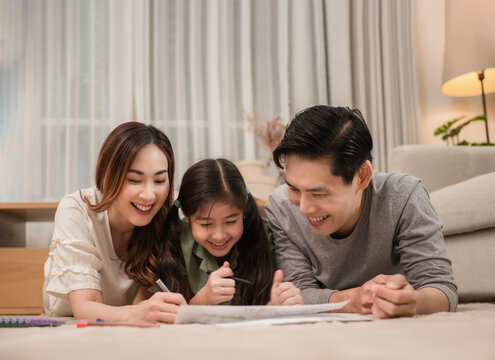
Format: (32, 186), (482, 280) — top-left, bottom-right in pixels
(357, 160), (373, 190)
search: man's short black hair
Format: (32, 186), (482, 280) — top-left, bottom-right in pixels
(273, 105), (373, 185)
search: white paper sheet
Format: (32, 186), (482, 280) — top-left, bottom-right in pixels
(174, 301), (354, 324)
(217, 312), (373, 327)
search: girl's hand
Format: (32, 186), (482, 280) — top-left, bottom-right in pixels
(130, 291), (187, 325)
(268, 270), (303, 306)
(191, 261), (236, 305)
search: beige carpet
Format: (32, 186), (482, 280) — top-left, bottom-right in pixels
(1, 303), (494, 360)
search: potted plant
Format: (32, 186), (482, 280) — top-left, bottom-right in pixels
(433, 114), (494, 146)
(235, 110), (288, 201)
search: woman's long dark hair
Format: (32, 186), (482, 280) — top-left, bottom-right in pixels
(83, 122), (175, 288)
(159, 158), (274, 305)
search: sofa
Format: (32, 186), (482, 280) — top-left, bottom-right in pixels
(388, 145), (495, 301)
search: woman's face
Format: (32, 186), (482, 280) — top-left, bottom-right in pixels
(109, 144), (170, 231)
(187, 201), (244, 258)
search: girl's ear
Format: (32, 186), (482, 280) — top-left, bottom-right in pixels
(357, 160), (373, 190)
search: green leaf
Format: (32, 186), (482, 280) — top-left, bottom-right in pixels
(443, 115), (485, 139)
(433, 115), (465, 136)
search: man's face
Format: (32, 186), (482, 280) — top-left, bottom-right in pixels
(284, 155), (369, 237)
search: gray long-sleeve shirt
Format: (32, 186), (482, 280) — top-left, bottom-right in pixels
(265, 171), (458, 311)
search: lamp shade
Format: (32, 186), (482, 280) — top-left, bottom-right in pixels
(442, 68), (495, 97)
(441, 0), (495, 97)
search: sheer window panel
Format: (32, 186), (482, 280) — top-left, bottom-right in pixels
(0, 0), (330, 201)
(149, 0), (314, 184)
(1, 0), (345, 202)
(0, 0), (112, 201)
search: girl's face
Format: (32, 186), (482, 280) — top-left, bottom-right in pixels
(188, 201), (244, 258)
(109, 144), (170, 232)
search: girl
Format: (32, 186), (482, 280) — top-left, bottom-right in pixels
(158, 158), (302, 306)
(43, 122), (186, 325)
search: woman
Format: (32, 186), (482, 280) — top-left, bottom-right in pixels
(43, 122), (185, 325)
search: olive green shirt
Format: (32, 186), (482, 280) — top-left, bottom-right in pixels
(179, 219), (273, 305)
(179, 221), (240, 304)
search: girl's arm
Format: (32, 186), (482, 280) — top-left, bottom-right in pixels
(69, 288), (186, 325)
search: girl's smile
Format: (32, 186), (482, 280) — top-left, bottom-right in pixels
(188, 201), (244, 258)
(207, 239), (230, 250)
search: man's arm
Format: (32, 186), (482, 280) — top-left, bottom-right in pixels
(265, 189), (333, 304)
(329, 274), (449, 317)
(331, 181), (456, 317)
(394, 182), (458, 312)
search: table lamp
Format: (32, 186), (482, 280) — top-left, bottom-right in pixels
(441, 0), (495, 143)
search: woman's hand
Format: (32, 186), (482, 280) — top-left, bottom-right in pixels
(130, 291), (187, 325)
(190, 261), (236, 305)
(133, 286), (152, 304)
(268, 270), (303, 305)
(69, 288), (186, 326)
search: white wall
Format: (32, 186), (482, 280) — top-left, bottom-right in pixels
(414, 0), (495, 145)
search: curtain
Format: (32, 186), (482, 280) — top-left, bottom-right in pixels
(0, 0), (417, 202)
(325, 0), (420, 171)
(1, 0), (113, 201)
(148, 0), (331, 182)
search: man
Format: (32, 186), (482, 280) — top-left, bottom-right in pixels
(265, 105), (457, 318)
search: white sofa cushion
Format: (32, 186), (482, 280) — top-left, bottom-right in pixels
(430, 172), (495, 236)
(388, 145), (495, 192)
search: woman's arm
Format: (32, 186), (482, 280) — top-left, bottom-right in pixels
(69, 288), (186, 325)
(133, 286), (152, 304)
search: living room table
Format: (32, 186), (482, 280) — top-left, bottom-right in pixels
(1, 303), (494, 360)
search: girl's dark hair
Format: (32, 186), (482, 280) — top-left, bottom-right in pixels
(83, 121), (175, 288)
(159, 158), (274, 305)
(273, 105), (373, 185)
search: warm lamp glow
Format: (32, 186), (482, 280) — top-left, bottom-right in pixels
(441, 68), (495, 97)
(441, 0), (495, 143)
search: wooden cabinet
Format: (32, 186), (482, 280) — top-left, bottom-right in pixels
(0, 204), (57, 314)
(0, 203), (58, 247)
(0, 247), (49, 314)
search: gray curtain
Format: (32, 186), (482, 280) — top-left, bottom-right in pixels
(325, 0), (420, 171)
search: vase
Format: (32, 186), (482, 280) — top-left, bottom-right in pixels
(235, 160), (277, 200)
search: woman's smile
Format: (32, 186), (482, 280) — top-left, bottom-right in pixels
(131, 202), (154, 215)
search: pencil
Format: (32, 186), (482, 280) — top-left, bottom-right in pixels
(205, 271), (253, 285)
(156, 278), (171, 292)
